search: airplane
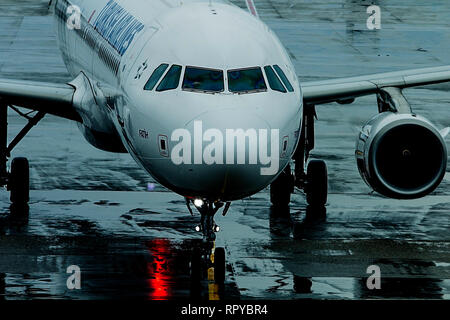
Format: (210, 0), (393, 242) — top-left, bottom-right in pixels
(0, 0), (449, 243)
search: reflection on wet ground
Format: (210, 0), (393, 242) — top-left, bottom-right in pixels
(0, 0), (449, 300)
(0, 191), (449, 300)
(0, 209), (239, 300)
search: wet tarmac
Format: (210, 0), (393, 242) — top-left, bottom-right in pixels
(0, 0), (449, 300)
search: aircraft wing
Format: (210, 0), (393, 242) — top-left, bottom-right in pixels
(301, 65), (450, 105)
(0, 78), (80, 121)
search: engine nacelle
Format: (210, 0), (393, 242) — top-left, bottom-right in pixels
(356, 112), (447, 199)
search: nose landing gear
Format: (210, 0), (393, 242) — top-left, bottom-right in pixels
(198, 201), (221, 242)
(186, 198), (230, 242)
(187, 199), (229, 295)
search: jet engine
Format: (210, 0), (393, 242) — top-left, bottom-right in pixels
(355, 112), (447, 199)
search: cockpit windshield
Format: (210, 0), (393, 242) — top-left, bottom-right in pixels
(182, 67), (224, 93)
(273, 65), (294, 92)
(156, 64), (182, 92)
(264, 66), (286, 93)
(227, 67), (267, 93)
(144, 63), (169, 91)
(144, 64), (293, 94)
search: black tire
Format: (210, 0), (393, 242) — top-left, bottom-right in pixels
(306, 160), (327, 206)
(189, 247), (202, 298)
(270, 165), (294, 207)
(214, 247), (225, 284)
(9, 203), (30, 224)
(9, 157), (29, 205)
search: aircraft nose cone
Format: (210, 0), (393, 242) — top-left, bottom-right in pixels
(187, 109), (272, 132)
(174, 109), (282, 200)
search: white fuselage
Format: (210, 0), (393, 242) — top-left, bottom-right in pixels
(55, 0), (303, 201)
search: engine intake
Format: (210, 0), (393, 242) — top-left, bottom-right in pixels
(356, 112), (447, 199)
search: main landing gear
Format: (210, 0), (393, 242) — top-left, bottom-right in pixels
(1, 101), (44, 215)
(270, 161), (328, 208)
(270, 104), (328, 211)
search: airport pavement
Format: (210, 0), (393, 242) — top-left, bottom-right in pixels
(0, 0), (449, 300)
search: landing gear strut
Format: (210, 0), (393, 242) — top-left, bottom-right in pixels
(187, 198), (230, 242)
(187, 199), (228, 288)
(1, 101), (44, 210)
(198, 201), (222, 242)
(295, 104), (328, 207)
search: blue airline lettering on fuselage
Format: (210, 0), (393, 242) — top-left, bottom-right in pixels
(93, 0), (144, 56)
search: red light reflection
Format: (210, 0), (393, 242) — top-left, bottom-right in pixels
(146, 239), (173, 300)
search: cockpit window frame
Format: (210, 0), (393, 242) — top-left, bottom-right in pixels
(227, 67), (267, 94)
(182, 66), (225, 94)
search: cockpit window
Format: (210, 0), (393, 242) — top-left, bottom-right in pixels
(227, 67), (267, 93)
(144, 63), (169, 91)
(273, 65), (294, 92)
(182, 67), (224, 93)
(264, 66), (287, 93)
(156, 64), (182, 92)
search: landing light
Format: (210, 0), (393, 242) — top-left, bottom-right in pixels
(193, 199), (204, 208)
